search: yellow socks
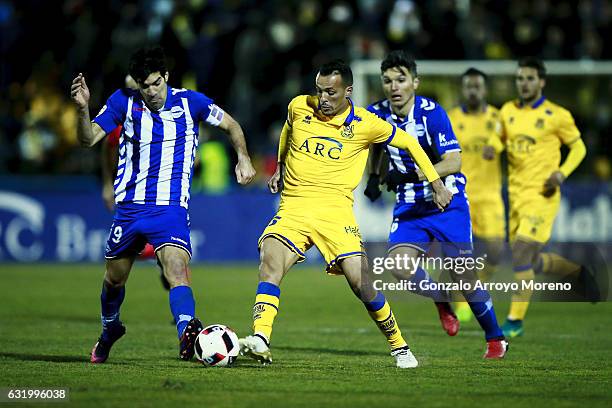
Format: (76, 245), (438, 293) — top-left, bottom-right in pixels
(508, 266), (535, 321)
(252, 282), (280, 341)
(364, 292), (407, 350)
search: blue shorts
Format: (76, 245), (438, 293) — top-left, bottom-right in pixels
(389, 195), (473, 257)
(105, 204), (192, 259)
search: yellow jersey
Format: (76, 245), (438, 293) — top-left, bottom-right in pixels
(448, 105), (503, 202)
(278, 95), (439, 204)
(499, 97), (581, 198)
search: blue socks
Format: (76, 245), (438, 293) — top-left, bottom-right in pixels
(408, 267), (448, 302)
(464, 288), (503, 340)
(101, 282), (197, 340)
(100, 281), (125, 330)
(169, 286), (196, 339)
(363, 291), (386, 312)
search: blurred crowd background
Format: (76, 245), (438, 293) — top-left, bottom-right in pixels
(1, 0), (611, 191)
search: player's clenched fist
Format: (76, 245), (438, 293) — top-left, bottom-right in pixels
(235, 156), (256, 185)
(71, 73), (90, 110)
(431, 179), (453, 211)
(541, 170), (565, 197)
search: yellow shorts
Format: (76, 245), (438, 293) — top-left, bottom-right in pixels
(509, 192), (560, 243)
(258, 201), (364, 275)
(469, 196), (506, 240)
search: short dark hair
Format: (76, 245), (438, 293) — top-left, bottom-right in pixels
(318, 59), (353, 86)
(381, 50), (417, 78)
(128, 46), (168, 84)
(461, 67), (488, 82)
(518, 57), (546, 79)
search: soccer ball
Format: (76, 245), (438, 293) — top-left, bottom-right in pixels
(194, 324), (240, 367)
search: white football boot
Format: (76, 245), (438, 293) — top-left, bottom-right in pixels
(391, 347), (419, 368)
(239, 335), (272, 365)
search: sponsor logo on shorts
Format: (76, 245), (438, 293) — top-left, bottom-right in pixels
(344, 226), (360, 237)
(171, 236), (188, 245)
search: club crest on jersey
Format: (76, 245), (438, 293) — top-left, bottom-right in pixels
(420, 99), (436, 111)
(341, 124), (354, 139)
(170, 106), (185, 119)
(535, 118), (544, 128)
(299, 136), (343, 160)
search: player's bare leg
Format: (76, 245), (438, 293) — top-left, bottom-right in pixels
(341, 255), (418, 368)
(91, 256), (135, 363)
(504, 238), (542, 338)
(157, 246), (192, 288)
(240, 237), (299, 364)
(157, 246), (202, 360)
(388, 246), (459, 336)
(534, 249), (601, 302)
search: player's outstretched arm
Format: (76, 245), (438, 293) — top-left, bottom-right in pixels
(71, 73), (106, 147)
(390, 128), (453, 210)
(414, 151), (461, 181)
(218, 112), (256, 185)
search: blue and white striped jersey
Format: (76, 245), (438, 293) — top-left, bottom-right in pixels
(367, 96), (466, 215)
(93, 85), (224, 209)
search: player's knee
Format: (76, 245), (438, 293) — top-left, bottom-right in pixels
(512, 242), (528, 263)
(486, 242), (504, 266)
(104, 269), (128, 287)
(388, 259), (416, 280)
(512, 243), (538, 266)
(340, 257), (367, 297)
(487, 254), (502, 267)
(449, 267), (476, 283)
(162, 256), (190, 287)
(258, 253), (283, 284)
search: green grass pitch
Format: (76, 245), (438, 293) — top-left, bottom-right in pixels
(1, 263), (611, 407)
